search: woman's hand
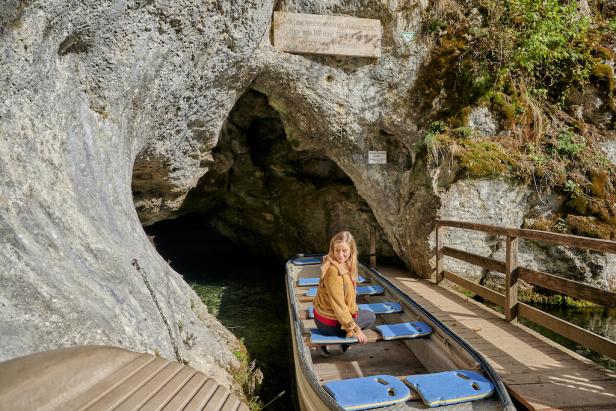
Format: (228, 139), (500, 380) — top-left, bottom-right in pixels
(356, 329), (368, 344)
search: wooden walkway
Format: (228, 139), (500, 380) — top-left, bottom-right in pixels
(378, 265), (616, 411)
(0, 345), (248, 411)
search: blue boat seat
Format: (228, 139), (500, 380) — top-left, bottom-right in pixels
(375, 322), (432, 340)
(292, 256), (322, 266)
(404, 370), (494, 407)
(323, 375), (411, 410)
(309, 328), (358, 344)
(306, 302), (402, 319)
(297, 275), (366, 286)
(304, 285), (384, 297)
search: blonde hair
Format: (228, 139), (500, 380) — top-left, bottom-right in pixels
(321, 231), (359, 280)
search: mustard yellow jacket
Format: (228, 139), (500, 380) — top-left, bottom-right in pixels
(313, 264), (359, 337)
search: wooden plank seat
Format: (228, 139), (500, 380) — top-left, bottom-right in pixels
(297, 275), (367, 286)
(300, 285), (385, 302)
(323, 374), (412, 410)
(0, 345), (248, 411)
(404, 370), (494, 407)
(307, 322), (433, 345)
(303, 302), (403, 319)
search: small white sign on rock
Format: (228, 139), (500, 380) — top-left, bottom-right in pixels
(368, 151), (387, 164)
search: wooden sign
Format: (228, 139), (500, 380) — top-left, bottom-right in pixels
(368, 151), (387, 164)
(273, 11), (382, 58)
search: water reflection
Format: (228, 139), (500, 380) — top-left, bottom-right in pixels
(145, 214), (294, 410)
(521, 304), (616, 371)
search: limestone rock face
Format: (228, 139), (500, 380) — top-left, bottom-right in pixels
(2, 0), (616, 393)
(437, 179), (616, 290)
(467, 107), (498, 136)
(437, 179), (533, 280)
(140, 0), (437, 272)
(0, 0), (274, 389)
(182, 89), (397, 258)
(602, 138), (616, 166)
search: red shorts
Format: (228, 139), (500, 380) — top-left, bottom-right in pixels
(313, 308), (357, 326)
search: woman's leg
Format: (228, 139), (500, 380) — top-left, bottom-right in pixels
(314, 318), (346, 356)
(355, 310), (376, 329)
(315, 318), (346, 337)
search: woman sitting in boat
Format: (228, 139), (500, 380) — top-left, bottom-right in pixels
(313, 231), (376, 356)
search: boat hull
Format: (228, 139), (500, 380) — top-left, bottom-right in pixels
(285, 255), (515, 411)
(286, 270), (331, 411)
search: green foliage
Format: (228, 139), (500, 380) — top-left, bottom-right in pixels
(510, 0), (591, 91)
(452, 126), (473, 138)
(517, 288), (599, 307)
(429, 18), (446, 33)
(423, 121), (448, 162)
(231, 343), (264, 411)
(233, 346), (249, 365)
(480, 91), (525, 125)
(468, 0), (593, 101)
(608, 18), (616, 34)
(554, 130), (586, 157)
(527, 143), (547, 165)
(418, 0), (616, 237)
(564, 179), (582, 195)
(567, 214), (616, 240)
(191, 283), (225, 317)
(457, 139), (513, 177)
(428, 121), (448, 134)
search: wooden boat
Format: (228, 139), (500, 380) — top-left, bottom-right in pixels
(285, 254), (516, 411)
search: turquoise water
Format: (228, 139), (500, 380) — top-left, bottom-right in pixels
(478, 296), (616, 371)
(145, 213), (615, 411)
(146, 215), (294, 411)
(520, 304), (616, 371)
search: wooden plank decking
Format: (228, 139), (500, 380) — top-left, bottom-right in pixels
(378, 265), (616, 411)
(0, 345), (248, 411)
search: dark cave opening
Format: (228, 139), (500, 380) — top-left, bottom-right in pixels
(178, 88), (397, 261)
(144, 214), (292, 410)
(135, 88), (404, 410)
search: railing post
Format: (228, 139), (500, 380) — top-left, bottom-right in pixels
(505, 236), (519, 322)
(369, 227), (377, 268)
(435, 224), (444, 284)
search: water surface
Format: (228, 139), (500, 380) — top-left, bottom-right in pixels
(146, 215), (294, 410)
(521, 304), (616, 371)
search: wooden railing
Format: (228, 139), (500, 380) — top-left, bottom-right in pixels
(435, 219), (616, 360)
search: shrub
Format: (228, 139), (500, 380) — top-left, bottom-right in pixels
(457, 140), (513, 177)
(469, 0), (593, 102)
(554, 130), (586, 157)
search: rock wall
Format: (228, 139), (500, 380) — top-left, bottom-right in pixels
(179, 89), (397, 259)
(437, 179), (616, 290)
(2, 0), (615, 391)
(0, 0), (274, 390)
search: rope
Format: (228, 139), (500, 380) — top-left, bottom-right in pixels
(132, 259), (183, 364)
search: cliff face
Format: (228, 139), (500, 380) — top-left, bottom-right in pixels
(1, 0), (615, 391)
(0, 0), (274, 389)
(135, 0), (440, 274)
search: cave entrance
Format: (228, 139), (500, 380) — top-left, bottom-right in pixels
(176, 89), (396, 262)
(135, 88), (398, 410)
